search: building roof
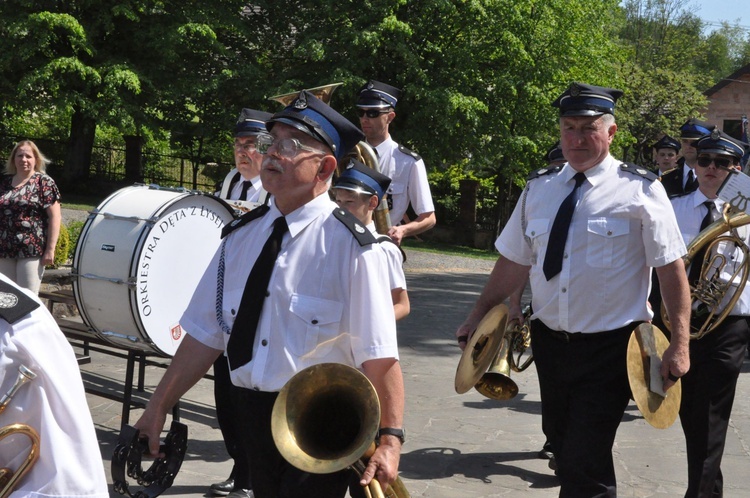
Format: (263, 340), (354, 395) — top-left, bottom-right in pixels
(704, 62), (750, 97)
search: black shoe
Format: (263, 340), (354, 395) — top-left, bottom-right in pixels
(209, 478), (235, 496)
(227, 490), (254, 498)
(537, 441), (554, 460)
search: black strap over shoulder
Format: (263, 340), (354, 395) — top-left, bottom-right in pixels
(620, 162), (658, 181)
(221, 204), (270, 239)
(333, 208), (378, 246)
(526, 164), (563, 181)
(398, 144), (422, 161)
(0, 279), (40, 324)
(112, 421), (188, 498)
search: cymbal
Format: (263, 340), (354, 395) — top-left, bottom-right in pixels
(626, 323), (682, 429)
(455, 304), (509, 394)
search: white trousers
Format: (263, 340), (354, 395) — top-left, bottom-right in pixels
(0, 257), (44, 294)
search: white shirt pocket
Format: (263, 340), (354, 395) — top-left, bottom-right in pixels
(525, 218), (550, 264)
(288, 293), (344, 357)
(586, 218), (630, 268)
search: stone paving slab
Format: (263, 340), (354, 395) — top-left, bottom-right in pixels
(71, 265), (750, 497)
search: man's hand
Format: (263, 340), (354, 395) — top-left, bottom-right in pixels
(359, 438), (401, 489)
(660, 340), (690, 391)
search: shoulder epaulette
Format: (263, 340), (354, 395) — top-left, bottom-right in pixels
(333, 208), (378, 246)
(376, 234), (407, 263)
(397, 144), (422, 161)
(0, 279), (40, 324)
(526, 165), (562, 181)
(221, 204), (270, 239)
(620, 163), (658, 181)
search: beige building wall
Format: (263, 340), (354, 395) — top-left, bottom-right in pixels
(703, 68), (750, 139)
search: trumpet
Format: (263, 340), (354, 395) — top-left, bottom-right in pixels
(0, 365), (40, 498)
(455, 304), (534, 400)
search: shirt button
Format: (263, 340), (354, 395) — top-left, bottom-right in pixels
(261, 339), (268, 346)
(531, 231), (536, 236)
(561, 287), (567, 293)
(563, 253), (569, 259)
(231, 309), (236, 315)
(607, 230), (613, 236)
(265, 290), (270, 297)
(311, 319), (319, 325)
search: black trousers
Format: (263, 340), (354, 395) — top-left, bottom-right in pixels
(680, 316), (750, 498)
(213, 356), (251, 488)
(233, 387), (351, 498)
(531, 320), (635, 498)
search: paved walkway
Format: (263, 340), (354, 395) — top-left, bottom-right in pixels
(67, 254), (750, 497)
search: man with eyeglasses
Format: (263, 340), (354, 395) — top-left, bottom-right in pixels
(210, 108), (273, 498)
(356, 80), (436, 244)
(134, 91), (404, 498)
(669, 128), (750, 498)
(217, 109), (274, 211)
(661, 118), (713, 197)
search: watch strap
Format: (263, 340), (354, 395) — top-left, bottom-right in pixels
(377, 427), (405, 443)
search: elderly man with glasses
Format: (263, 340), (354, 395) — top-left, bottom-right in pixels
(669, 127), (750, 498)
(356, 80), (436, 244)
(134, 91), (405, 498)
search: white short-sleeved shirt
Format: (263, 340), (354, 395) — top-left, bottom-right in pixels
(670, 191), (750, 316)
(181, 194), (398, 392)
(0, 276), (109, 498)
(228, 174), (264, 202)
(496, 154), (686, 333)
(367, 223), (406, 291)
(373, 136), (435, 223)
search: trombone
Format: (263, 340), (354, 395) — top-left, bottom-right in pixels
(0, 365), (40, 498)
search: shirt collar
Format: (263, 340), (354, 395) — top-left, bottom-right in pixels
(269, 192), (336, 238)
(560, 154), (615, 187)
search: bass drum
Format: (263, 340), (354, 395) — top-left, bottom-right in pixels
(72, 185), (236, 356)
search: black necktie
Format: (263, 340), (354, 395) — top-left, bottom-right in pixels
(543, 172), (586, 281)
(227, 216), (288, 370)
(685, 169), (698, 192)
(239, 181), (252, 201)
(688, 201), (719, 284)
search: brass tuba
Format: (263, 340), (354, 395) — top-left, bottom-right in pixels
(271, 363), (410, 498)
(661, 205), (750, 340)
(269, 83), (392, 234)
(455, 304), (534, 400)
(0, 365), (40, 498)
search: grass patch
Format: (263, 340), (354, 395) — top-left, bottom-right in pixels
(61, 194), (105, 211)
(402, 238), (498, 260)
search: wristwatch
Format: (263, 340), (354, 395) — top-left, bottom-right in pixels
(377, 427), (406, 444)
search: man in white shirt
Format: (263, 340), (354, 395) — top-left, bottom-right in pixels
(0, 274), (109, 498)
(217, 108), (273, 208)
(669, 128), (750, 497)
(356, 80), (436, 244)
(134, 91), (404, 498)
(456, 82), (691, 496)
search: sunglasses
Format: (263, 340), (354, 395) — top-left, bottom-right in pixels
(696, 156), (733, 169)
(357, 109), (391, 118)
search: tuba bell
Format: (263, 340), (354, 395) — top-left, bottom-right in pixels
(271, 363), (410, 498)
(0, 365), (40, 498)
(269, 83), (392, 234)
(661, 204), (750, 339)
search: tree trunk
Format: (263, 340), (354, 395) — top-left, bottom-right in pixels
(64, 107), (96, 183)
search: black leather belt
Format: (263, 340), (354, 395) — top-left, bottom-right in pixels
(536, 320), (640, 343)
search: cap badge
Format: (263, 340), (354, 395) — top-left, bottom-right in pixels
(367, 82), (374, 90)
(293, 92), (308, 109)
(570, 83), (581, 97)
(355, 223), (366, 234)
(710, 128), (721, 140)
(0, 292), (18, 309)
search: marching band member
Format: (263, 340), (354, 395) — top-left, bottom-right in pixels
(456, 82), (691, 496)
(0, 273), (108, 498)
(134, 91), (404, 498)
(652, 134), (681, 178)
(356, 80), (436, 243)
(661, 118), (712, 197)
(210, 108), (273, 498)
(669, 128), (750, 497)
